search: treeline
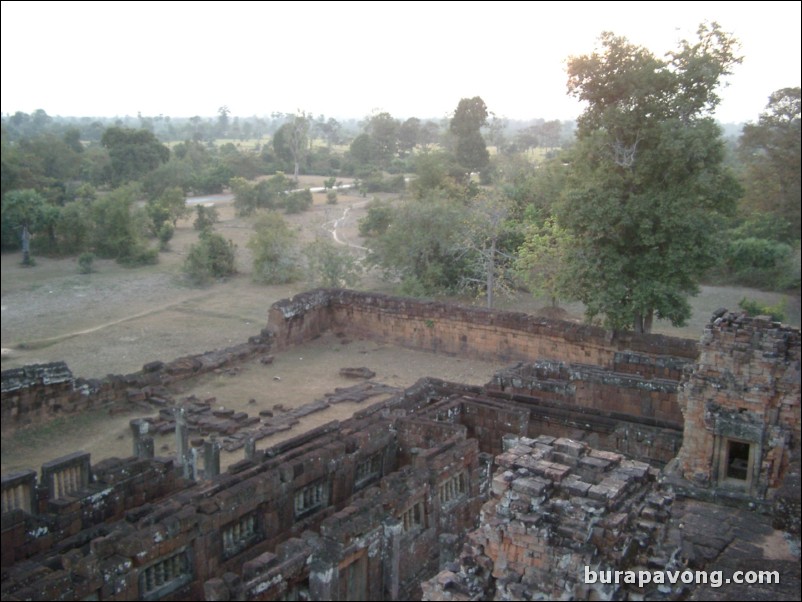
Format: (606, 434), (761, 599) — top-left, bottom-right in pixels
(2, 26), (799, 332)
(0, 103), (571, 263)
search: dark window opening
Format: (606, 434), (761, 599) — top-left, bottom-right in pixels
(726, 440), (750, 480)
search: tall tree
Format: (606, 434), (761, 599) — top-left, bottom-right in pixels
(450, 97), (490, 173)
(101, 127), (170, 185)
(366, 112), (399, 167)
(273, 114), (309, 179)
(248, 211), (300, 284)
(738, 87), (801, 238)
(1, 189), (59, 257)
(460, 192), (517, 308)
(217, 105), (231, 138)
(558, 23), (742, 333)
(398, 117), (421, 155)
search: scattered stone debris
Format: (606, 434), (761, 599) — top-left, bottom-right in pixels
(325, 381), (397, 404)
(339, 366), (376, 379)
(137, 382), (400, 454)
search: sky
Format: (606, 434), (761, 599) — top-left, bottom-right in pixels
(1, 1), (800, 124)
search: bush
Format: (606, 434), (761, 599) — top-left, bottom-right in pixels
(193, 204), (219, 231)
(719, 237), (797, 290)
(248, 212), (299, 284)
(363, 172), (406, 193)
(78, 252), (95, 274)
(326, 190), (338, 205)
(358, 199), (393, 237)
(305, 237), (361, 288)
(118, 245), (159, 267)
(183, 231), (237, 285)
(158, 223), (174, 251)
(725, 238), (791, 270)
(738, 298), (786, 322)
(90, 185), (152, 263)
(283, 189), (313, 214)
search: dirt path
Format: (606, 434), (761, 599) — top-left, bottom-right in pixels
(2, 178), (799, 477)
(0, 331), (505, 475)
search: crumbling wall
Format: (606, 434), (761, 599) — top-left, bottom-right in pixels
(268, 289), (698, 368)
(485, 359), (686, 465)
(1, 335), (272, 431)
(676, 310), (801, 499)
(422, 435), (802, 601)
(421, 435), (672, 600)
(1, 452), (182, 570)
(1, 377), (492, 601)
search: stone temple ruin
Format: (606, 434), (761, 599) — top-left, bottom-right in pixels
(1, 289), (800, 600)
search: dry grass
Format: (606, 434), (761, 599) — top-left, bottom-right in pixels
(1, 183), (799, 475)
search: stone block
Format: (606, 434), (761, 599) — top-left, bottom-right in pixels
(553, 437), (585, 457)
(512, 476), (549, 497)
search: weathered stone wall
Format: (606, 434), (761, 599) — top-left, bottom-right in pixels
(1, 377), (493, 601)
(3, 293), (799, 601)
(488, 359), (684, 426)
(676, 311), (801, 499)
(485, 360), (685, 465)
(1, 336), (272, 431)
(268, 289), (698, 368)
(2, 453), (181, 569)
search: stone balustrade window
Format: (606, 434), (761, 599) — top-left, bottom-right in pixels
(41, 452), (90, 500)
(438, 472), (466, 506)
(294, 479), (326, 518)
(139, 548), (192, 600)
(354, 452), (383, 489)
(400, 500), (426, 532)
(1, 470), (35, 515)
(222, 511), (262, 558)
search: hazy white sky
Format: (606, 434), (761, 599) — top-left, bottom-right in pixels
(2, 1), (800, 123)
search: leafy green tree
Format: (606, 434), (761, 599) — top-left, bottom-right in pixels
(217, 105), (231, 138)
(273, 114), (309, 179)
(557, 24), (742, 332)
(409, 150), (464, 201)
(146, 186), (189, 233)
(57, 199), (93, 254)
(366, 195), (468, 295)
(459, 192), (519, 308)
(738, 87), (801, 238)
(101, 127), (170, 185)
(231, 173), (293, 216)
(193, 204), (219, 231)
(90, 185), (156, 265)
(157, 222), (174, 251)
(63, 128), (84, 154)
(318, 117), (342, 147)
(348, 133), (373, 167)
(516, 216), (574, 307)
(305, 236), (362, 288)
(1, 189), (58, 256)
(495, 153), (566, 219)
(282, 189), (313, 214)
(78, 252), (95, 274)
(358, 199), (393, 238)
(365, 112), (399, 167)
(398, 117), (421, 155)
(248, 211), (300, 284)
(450, 97), (490, 173)
(183, 231), (237, 285)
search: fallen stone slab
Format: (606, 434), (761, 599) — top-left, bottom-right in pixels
(339, 367), (376, 379)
